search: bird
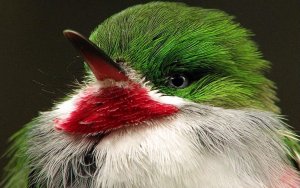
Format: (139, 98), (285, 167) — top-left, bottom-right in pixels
(2, 2), (300, 188)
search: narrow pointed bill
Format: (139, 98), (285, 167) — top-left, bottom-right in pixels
(63, 29), (128, 81)
(58, 30), (179, 134)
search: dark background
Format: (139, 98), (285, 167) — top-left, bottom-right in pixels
(0, 0), (299, 179)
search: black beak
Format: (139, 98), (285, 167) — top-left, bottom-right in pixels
(63, 29), (128, 81)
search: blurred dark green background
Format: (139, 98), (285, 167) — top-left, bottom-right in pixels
(1, 0), (299, 179)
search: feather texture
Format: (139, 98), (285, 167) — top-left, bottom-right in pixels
(2, 2), (300, 188)
(3, 96), (300, 187)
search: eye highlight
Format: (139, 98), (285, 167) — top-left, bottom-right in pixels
(168, 74), (189, 89)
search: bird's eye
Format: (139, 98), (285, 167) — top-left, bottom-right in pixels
(168, 74), (189, 89)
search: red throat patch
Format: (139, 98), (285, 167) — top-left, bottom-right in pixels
(55, 83), (178, 134)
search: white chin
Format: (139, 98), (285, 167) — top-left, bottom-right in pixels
(28, 97), (299, 188)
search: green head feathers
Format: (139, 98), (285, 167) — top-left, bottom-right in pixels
(90, 2), (279, 113)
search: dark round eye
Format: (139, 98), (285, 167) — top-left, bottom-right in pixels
(168, 74), (189, 89)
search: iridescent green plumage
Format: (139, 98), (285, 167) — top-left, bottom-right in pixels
(2, 122), (31, 188)
(90, 2), (277, 112)
(2, 2), (299, 187)
(90, 2), (299, 168)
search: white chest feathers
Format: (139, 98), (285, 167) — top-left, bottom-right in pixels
(27, 103), (300, 188)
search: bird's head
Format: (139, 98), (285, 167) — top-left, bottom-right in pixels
(10, 2), (300, 188)
(55, 2), (278, 135)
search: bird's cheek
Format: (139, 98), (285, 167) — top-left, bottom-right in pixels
(54, 83), (179, 134)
